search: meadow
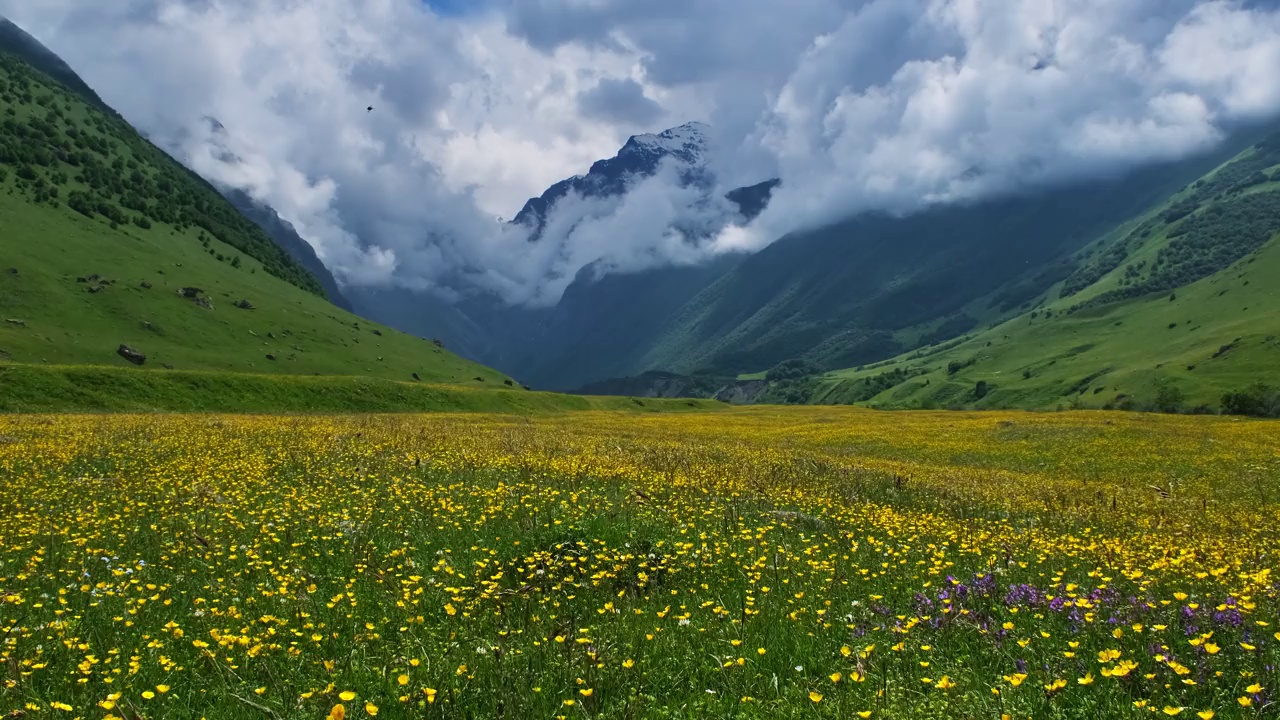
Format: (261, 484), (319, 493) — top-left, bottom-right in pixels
(2, 408), (1278, 719)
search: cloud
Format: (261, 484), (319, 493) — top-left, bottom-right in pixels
(4, 0), (1280, 306)
(577, 77), (664, 126)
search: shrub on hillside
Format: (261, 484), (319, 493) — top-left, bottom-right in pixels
(1221, 383), (1280, 418)
(766, 358), (819, 382)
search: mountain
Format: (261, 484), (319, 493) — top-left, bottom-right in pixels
(0, 19), (110, 113)
(367, 116), (1276, 395)
(352, 122), (779, 389)
(804, 132), (1280, 413)
(0, 27), (514, 395)
(631, 140), (1262, 380)
(0, 18), (355, 312)
(513, 122), (713, 237)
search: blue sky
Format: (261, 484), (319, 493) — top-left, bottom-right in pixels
(424, 0), (487, 16)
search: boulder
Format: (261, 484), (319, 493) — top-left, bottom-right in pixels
(6, 268), (16, 275)
(473, 376), (485, 382)
(265, 354), (276, 361)
(5, 319), (26, 327)
(140, 281), (152, 289)
(411, 372), (421, 381)
(117, 344), (146, 365)
(88, 285), (104, 294)
(194, 297), (214, 310)
(372, 329), (383, 336)
(503, 379), (514, 386)
(177, 287), (204, 298)
(233, 299), (255, 310)
(76, 273), (100, 283)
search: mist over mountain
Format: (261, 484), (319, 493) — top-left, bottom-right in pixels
(8, 0), (1280, 311)
(7, 2), (1280, 395)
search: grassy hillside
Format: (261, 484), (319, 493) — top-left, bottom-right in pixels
(0, 185), (515, 384)
(0, 50), (515, 390)
(631, 129), (1272, 381)
(810, 136), (1280, 413)
(0, 363), (721, 413)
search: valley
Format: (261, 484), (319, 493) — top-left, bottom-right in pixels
(2, 9), (1280, 720)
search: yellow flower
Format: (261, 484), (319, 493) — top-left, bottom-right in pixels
(327, 704), (345, 720)
(444, 603), (457, 616)
(622, 658), (635, 669)
(1203, 642), (1219, 654)
(858, 712), (872, 719)
(1197, 711), (1214, 720)
(1163, 707), (1183, 716)
(397, 675), (409, 686)
(423, 688), (437, 704)
(935, 676), (955, 690)
(155, 684), (170, 694)
(1246, 683), (1263, 694)
(1044, 679), (1067, 693)
(339, 691), (357, 702)
(141, 691), (156, 700)
(829, 672), (842, 683)
(757, 648), (766, 655)
(364, 702), (378, 716)
(1078, 673), (1094, 685)
(49, 702), (73, 712)
(1004, 673), (1027, 687)
(840, 645), (852, 657)
(1239, 697), (1253, 707)
(808, 691), (823, 703)
(579, 688), (593, 697)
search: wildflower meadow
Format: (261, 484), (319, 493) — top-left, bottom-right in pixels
(2, 408), (1278, 719)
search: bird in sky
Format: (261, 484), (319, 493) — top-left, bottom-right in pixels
(367, 106), (373, 113)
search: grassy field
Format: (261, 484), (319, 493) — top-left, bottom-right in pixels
(3, 408), (1278, 718)
(0, 363), (722, 414)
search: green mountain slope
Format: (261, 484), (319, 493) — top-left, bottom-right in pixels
(636, 131), (1272, 381)
(810, 134), (1280, 412)
(0, 50), (512, 389)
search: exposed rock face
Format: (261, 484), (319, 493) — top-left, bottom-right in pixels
(713, 380), (770, 405)
(117, 344), (146, 365)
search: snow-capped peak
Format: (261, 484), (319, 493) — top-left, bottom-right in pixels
(623, 121), (710, 165)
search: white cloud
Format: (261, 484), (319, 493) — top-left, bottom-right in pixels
(4, 0), (1280, 305)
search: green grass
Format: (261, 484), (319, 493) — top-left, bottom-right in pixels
(0, 362), (724, 413)
(0, 186), (513, 385)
